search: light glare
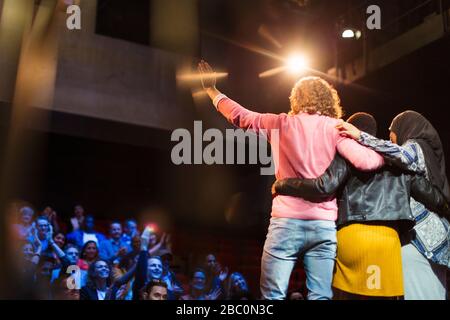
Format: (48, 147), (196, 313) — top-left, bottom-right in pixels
(286, 55), (308, 74)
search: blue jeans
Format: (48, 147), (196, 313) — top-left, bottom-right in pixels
(260, 217), (337, 300)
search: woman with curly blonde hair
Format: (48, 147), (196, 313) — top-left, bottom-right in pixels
(198, 60), (384, 300)
(288, 76), (343, 119)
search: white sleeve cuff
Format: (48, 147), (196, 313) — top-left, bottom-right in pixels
(213, 93), (227, 109)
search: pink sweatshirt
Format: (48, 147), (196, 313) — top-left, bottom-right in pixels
(215, 95), (384, 221)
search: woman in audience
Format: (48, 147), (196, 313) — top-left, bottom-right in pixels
(80, 259), (113, 300)
(225, 272), (252, 300)
(78, 240), (100, 271)
(180, 268), (221, 300)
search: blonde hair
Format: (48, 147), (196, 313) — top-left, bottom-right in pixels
(289, 76), (343, 119)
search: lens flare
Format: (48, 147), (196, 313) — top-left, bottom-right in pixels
(286, 55), (308, 74)
(145, 223), (158, 233)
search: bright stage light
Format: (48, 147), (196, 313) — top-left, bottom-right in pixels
(342, 29), (355, 38)
(286, 54), (308, 74)
(342, 28), (362, 39)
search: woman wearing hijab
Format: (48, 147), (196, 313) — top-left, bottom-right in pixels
(337, 110), (450, 300)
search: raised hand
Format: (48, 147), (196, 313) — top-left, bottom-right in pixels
(114, 284), (128, 300)
(149, 233), (166, 256)
(31, 223), (41, 249)
(140, 227), (152, 251)
(164, 233), (172, 250)
(206, 287), (222, 300)
(198, 60), (216, 90)
(158, 233), (167, 247)
(46, 224), (54, 242)
(218, 266), (229, 282)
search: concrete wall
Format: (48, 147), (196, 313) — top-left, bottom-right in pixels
(0, 0), (196, 131)
(0, 0), (34, 102)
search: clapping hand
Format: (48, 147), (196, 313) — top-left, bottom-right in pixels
(114, 284), (128, 300)
(164, 233), (172, 251)
(140, 227), (152, 251)
(46, 224), (54, 243)
(31, 223), (41, 249)
(149, 233), (167, 256)
(206, 287), (222, 300)
(218, 266), (229, 282)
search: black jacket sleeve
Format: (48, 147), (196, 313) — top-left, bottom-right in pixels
(410, 175), (450, 220)
(131, 250), (148, 300)
(273, 154), (350, 202)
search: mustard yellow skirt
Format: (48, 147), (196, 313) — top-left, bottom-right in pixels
(332, 223), (403, 297)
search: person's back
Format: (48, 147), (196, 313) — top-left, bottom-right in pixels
(339, 164), (413, 226)
(272, 113), (346, 220)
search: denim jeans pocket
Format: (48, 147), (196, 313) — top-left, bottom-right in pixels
(264, 218), (301, 260)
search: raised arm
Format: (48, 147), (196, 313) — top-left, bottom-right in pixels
(273, 154), (350, 201)
(199, 60), (281, 137)
(112, 263), (137, 288)
(131, 228), (152, 300)
(336, 121), (426, 174)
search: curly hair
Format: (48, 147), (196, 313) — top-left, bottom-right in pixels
(289, 76), (343, 119)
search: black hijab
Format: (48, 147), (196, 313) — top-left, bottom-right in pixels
(390, 110), (450, 202)
(347, 112), (377, 137)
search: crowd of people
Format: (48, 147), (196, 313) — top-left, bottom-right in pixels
(10, 203), (254, 300)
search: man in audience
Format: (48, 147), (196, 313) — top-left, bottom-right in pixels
(100, 221), (131, 263)
(142, 279), (169, 300)
(70, 204), (85, 232)
(66, 215), (106, 249)
(26, 216), (52, 255)
(122, 219), (138, 247)
(14, 206), (35, 240)
(51, 245), (88, 287)
(41, 206), (61, 234)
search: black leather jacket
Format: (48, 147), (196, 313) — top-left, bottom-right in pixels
(274, 155), (450, 227)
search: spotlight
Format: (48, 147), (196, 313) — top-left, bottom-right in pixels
(342, 29), (355, 38)
(286, 54), (308, 74)
(341, 28), (362, 39)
